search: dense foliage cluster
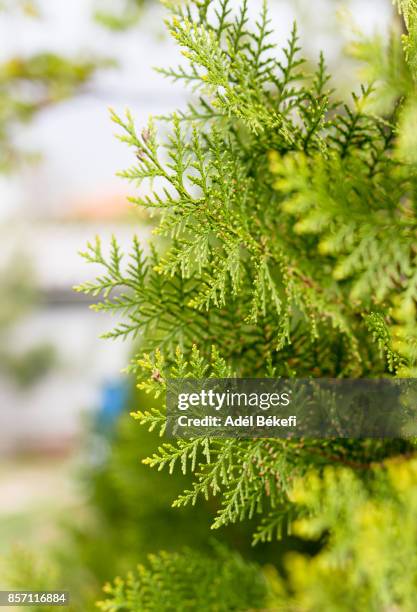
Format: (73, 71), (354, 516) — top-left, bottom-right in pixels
(77, 0), (417, 609)
(97, 546), (267, 612)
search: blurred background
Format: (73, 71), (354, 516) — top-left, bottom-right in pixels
(0, 0), (393, 608)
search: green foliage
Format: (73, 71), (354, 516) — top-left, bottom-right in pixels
(0, 52), (101, 171)
(97, 546), (268, 611)
(395, 0), (417, 72)
(77, 0), (417, 610)
(3, 549), (71, 612)
(0, 0), (108, 171)
(64, 395), (254, 578)
(32, 386), (280, 610)
(130, 348), (413, 543)
(93, 0), (151, 31)
(273, 458), (417, 611)
(77, 0), (413, 379)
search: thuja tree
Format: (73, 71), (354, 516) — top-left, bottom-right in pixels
(77, 0), (417, 609)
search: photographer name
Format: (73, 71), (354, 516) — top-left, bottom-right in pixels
(177, 415), (297, 428)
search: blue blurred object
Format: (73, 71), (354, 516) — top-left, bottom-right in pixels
(96, 378), (129, 433)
